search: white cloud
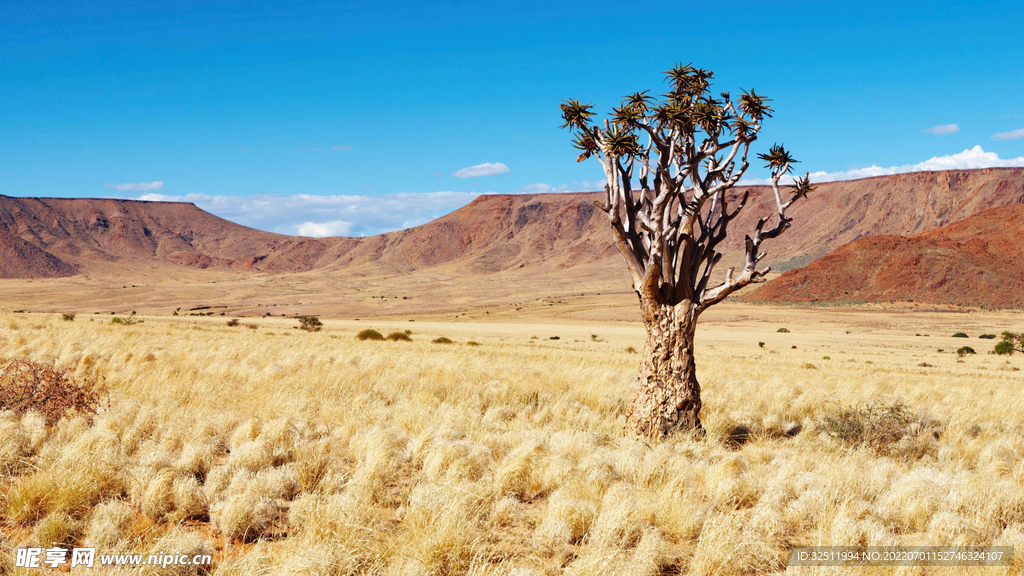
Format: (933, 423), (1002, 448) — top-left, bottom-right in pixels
(991, 128), (1024, 141)
(921, 123), (959, 135)
(104, 180), (164, 191)
(295, 220), (354, 237)
(514, 180), (605, 194)
(113, 191), (482, 237)
(331, 145), (353, 151)
(452, 162), (509, 178)
(740, 145), (1024, 185)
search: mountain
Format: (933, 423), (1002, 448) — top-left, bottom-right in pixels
(1, 167), (1023, 310)
(742, 203), (1024, 309)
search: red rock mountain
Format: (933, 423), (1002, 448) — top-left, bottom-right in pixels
(743, 203), (1024, 308)
(2, 168), (1023, 305)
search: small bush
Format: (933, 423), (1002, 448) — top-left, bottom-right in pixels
(823, 402), (940, 456)
(758, 342), (765, 348)
(245, 323), (259, 330)
(466, 341), (481, 346)
(952, 332), (968, 338)
(432, 337), (454, 344)
(994, 341), (1015, 355)
(61, 312), (76, 322)
(356, 329), (385, 341)
(0, 359), (104, 425)
(996, 331), (1024, 355)
(297, 316), (323, 332)
(957, 346), (976, 357)
(979, 334), (997, 339)
(549, 336), (560, 340)
(227, 318), (241, 327)
(777, 327), (790, 333)
(111, 316), (137, 325)
(625, 346), (638, 354)
(387, 332), (412, 342)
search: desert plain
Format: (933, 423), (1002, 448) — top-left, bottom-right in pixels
(2, 295), (1023, 575)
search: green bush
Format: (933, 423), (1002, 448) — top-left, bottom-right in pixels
(297, 316), (323, 332)
(994, 341), (1014, 355)
(979, 334), (997, 339)
(356, 329), (385, 341)
(387, 332), (412, 342)
(111, 316), (137, 325)
(432, 337), (454, 344)
(952, 332), (968, 338)
(997, 331), (1024, 355)
(956, 346), (976, 357)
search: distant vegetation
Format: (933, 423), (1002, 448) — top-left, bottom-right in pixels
(386, 332), (412, 342)
(61, 312), (76, 322)
(432, 337), (454, 344)
(356, 329), (384, 341)
(297, 316), (322, 332)
(995, 331), (1024, 355)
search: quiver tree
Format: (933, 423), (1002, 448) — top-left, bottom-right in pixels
(561, 64), (813, 440)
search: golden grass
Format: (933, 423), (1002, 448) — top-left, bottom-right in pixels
(0, 307), (1022, 574)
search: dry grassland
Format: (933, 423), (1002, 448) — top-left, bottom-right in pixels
(1, 306), (1023, 575)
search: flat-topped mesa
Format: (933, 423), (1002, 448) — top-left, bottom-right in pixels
(743, 203), (1024, 309)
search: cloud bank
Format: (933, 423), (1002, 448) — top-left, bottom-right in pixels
(741, 146), (1024, 185)
(129, 191), (481, 237)
(513, 180), (605, 194)
(105, 181), (164, 191)
(991, 128), (1024, 141)
(921, 124), (959, 135)
(452, 162), (509, 178)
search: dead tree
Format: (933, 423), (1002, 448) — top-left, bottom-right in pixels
(560, 64), (813, 440)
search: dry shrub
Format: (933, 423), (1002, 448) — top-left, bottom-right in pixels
(823, 401), (941, 457)
(212, 492), (286, 543)
(356, 329), (384, 341)
(0, 359), (104, 425)
(535, 487), (597, 548)
(433, 336), (455, 344)
(7, 460), (126, 524)
(387, 331), (412, 342)
(84, 499), (136, 548)
(34, 511), (83, 548)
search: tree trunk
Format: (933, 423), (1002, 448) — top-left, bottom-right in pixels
(626, 296), (704, 440)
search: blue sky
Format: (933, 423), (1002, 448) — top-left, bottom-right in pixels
(2, 0), (1023, 236)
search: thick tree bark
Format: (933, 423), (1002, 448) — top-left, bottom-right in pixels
(626, 295), (704, 440)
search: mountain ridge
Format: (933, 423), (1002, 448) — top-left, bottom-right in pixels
(1, 167), (1023, 311)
